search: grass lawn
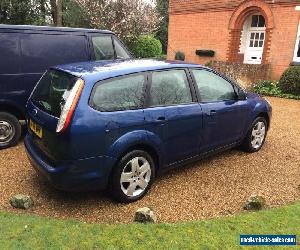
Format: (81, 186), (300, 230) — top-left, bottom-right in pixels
(0, 201), (299, 249)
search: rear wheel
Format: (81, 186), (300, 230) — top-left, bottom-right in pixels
(242, 117), (267, 153)
(0, 112), (21, 149)
(109, 150), (155, 203)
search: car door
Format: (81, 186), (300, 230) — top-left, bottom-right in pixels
(190, 68), (249, 153)
(144, 69), (203, 167)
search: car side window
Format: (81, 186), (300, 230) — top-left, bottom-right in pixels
(92, 36), (115, 60)
(192, 69), (236, 102)
(149, 69), (193, 107)
(91, 74), (145, 112)
(113, 38), (131, 59)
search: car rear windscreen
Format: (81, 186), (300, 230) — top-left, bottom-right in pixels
(31, 70), (78, 118)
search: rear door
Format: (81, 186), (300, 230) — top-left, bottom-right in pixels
(144, 69), (203, 167)
(27, 69), (80, 162)
(190, 69), (249, 153)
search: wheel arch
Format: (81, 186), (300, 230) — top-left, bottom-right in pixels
(257, 112), (270, 130)
(117, 143), (160, 172)
(0, 103), (25, 120)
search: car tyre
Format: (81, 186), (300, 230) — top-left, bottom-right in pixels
(0, 112), (21, 149)
(242, 117), (267, 153)
(109, 150), (155, 203)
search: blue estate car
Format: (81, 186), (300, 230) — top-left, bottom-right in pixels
(24, 60), (272, 202)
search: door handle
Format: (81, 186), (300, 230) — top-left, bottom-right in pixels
(156, 116), (166, 121)
(209, 110), (217, 115)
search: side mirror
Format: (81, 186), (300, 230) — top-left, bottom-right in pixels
(237, 89), (247, 101)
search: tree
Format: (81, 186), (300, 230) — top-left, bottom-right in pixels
(0, 0), (41, 25)
(50, 0), (62, 26)
(155, 0), (169, 54)
(76, 0), (161, 49)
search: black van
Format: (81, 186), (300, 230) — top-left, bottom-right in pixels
(0, 24), (132, 149)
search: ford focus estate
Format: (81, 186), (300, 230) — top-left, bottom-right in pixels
(25, 60), (272, 203)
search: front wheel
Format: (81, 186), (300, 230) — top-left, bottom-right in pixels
(109, 150), (155, 203)
(0, 112), (21, 149)
(242, 117), (267, 153)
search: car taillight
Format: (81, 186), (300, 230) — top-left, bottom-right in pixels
(56, 78), (84, 133)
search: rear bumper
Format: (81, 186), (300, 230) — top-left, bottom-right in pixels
(24, 135), (116, 191)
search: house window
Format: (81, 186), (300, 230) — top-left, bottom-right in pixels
(293, 22), (300, 62)
(251, 15), (265, 28)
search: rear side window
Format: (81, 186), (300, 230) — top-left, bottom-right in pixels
(91, 74), (145, 112)
(149, 70), (193, 107)
(192, 69), (236, 102)
(92, 36), (115, 60)
(31, 70), (78, 117)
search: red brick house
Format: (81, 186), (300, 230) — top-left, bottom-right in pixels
(167, 0), (300, 80)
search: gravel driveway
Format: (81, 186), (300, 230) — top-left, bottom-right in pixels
(0, 97), (299, 223)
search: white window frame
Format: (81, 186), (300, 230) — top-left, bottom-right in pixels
(293, 9), (300, 62)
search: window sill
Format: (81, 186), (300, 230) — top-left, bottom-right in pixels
(290, 61), (300, 66)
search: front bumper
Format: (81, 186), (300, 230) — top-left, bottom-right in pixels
(24, 135), (116, 191)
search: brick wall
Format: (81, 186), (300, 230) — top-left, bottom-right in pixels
(168, 11), (231, 64)
(168, 0), (300, 80)
(269, 5), (300, 79)
(210, 61), (271, 89)
(170, 0), (298, 14)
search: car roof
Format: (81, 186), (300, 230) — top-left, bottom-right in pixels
(54, 59), (206, 82)
(0, 24), (113, 34)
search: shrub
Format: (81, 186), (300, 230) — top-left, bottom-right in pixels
(253, 80), (300, 100)
(175, 51), (185, 61)
(132, 35), (162, 58)
(278, 66), (300, 95)
(204, 61), (213, 68)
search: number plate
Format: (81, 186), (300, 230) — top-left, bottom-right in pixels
(29, 119), (43, 138)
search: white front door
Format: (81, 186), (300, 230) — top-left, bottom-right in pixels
(244, 31), (265, 64)
(243, 14), (266, 64)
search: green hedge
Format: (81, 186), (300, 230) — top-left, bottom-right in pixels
(253, 80), (300, 100)
(278, 66), (300, 95)
(132, 35), (162, 58)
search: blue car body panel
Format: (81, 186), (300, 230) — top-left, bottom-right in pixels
(24, 60), (272, 191)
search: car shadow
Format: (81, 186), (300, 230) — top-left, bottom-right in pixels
(29, 148), (244, 207)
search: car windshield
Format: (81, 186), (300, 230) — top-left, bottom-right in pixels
(31, 70), (78, 117)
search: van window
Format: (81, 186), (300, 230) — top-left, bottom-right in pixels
(113, 38), (130, 59)
(31, 70), (78, 117)
(20, 34), (88, 73)
(0, 33), (20, 74)
(149, 70), (193, 107)
(92, 36), (115, 60)
(91, 74), (145, 112)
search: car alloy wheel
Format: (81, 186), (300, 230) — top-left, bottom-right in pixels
(120, 156), (152, 197)
(251, 121), (266, 150)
